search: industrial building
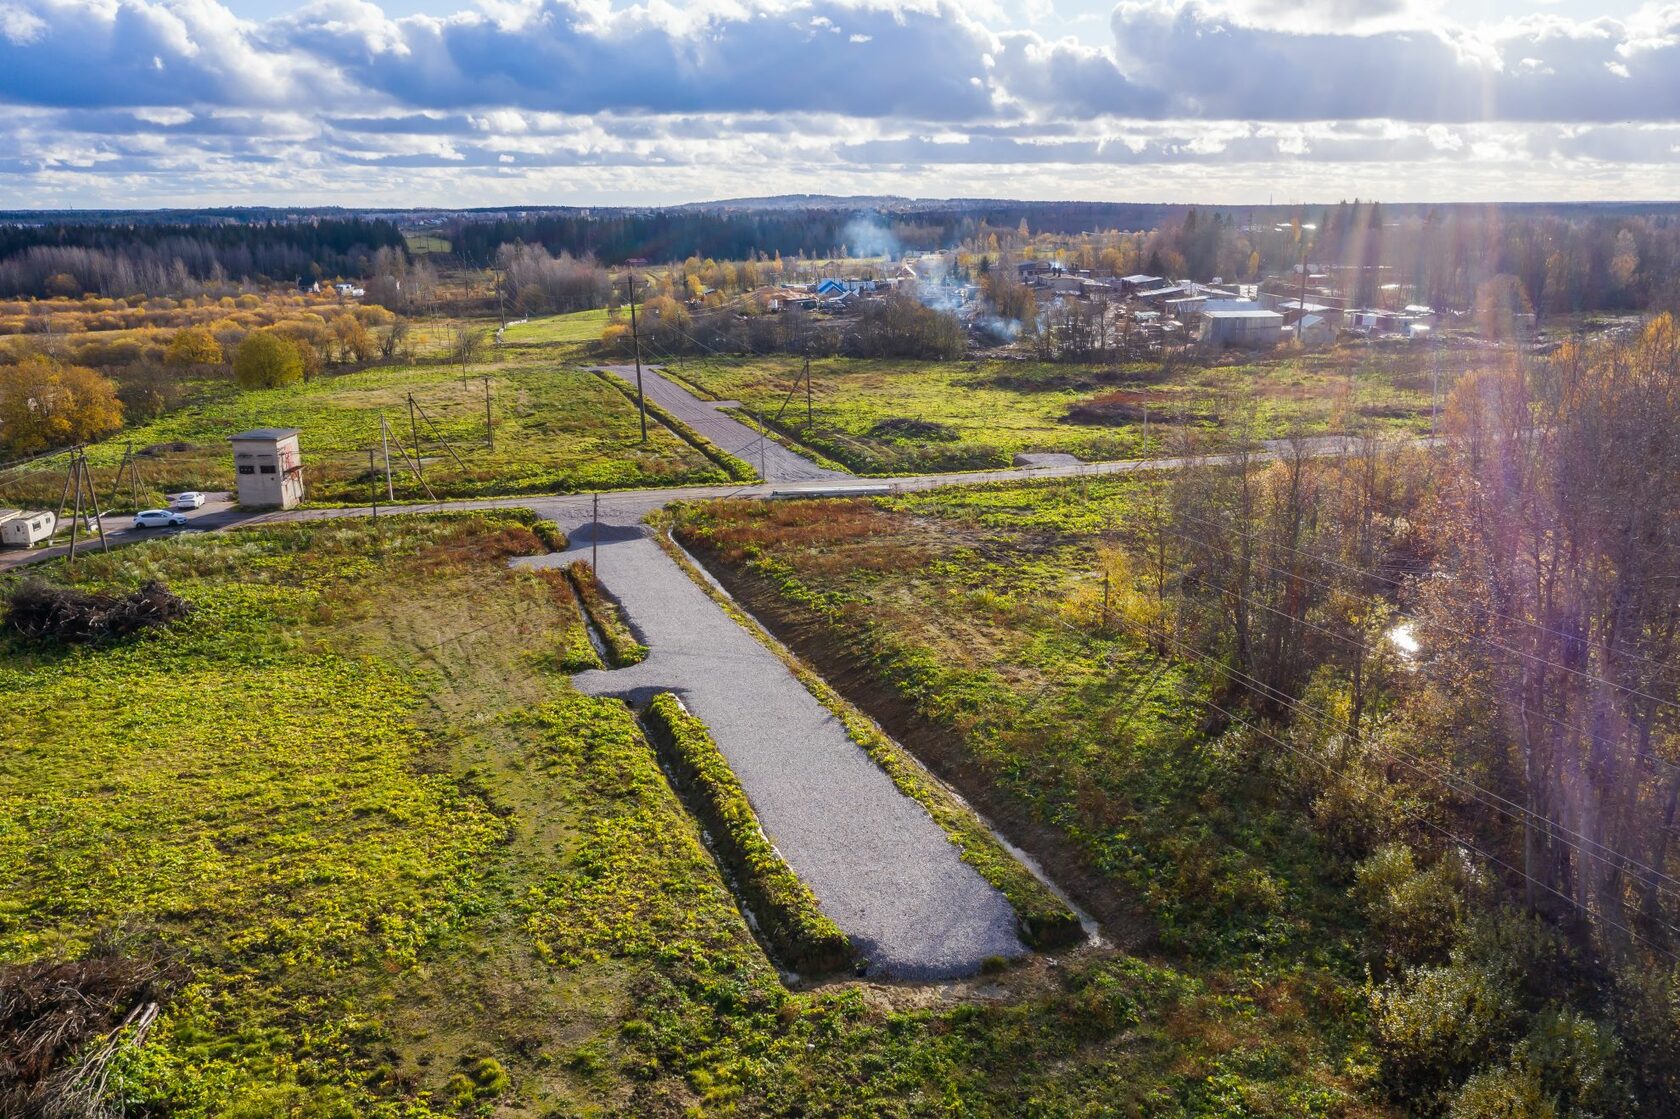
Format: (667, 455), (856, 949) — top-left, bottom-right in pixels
(229, 428), (305, 509)
(1200, 309), (1284, 348)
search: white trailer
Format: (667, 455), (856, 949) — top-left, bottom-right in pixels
(0, 509), (57, 548)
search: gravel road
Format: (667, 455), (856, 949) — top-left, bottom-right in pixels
(590, 364), (851, 483)
(514, 515), (1026, 980)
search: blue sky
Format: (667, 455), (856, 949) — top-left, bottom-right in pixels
(1, 0), (1676, 208)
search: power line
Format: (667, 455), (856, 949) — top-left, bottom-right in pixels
(1143, 516), (1680, 782)
(1179, 649), (1680, 964)
(1165, 495), (1680, 700)
(1085, 606), (1680, 914)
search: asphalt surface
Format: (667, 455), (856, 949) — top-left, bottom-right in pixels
(591, 364), (852, 483)
(0, 493), (241, 572)
(516, 516), (1026, 980)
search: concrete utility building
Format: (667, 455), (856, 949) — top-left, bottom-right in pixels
(229, 428), (305, 509)
(1201, 309), (1284, 348)
(0, 509), (55, 547)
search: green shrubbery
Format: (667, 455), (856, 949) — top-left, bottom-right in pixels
(564, 560), (646, 667)
(641, 692), (853, 974)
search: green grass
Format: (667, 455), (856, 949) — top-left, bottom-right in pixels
(500, 309), (612, 345)
(671, 484), (1394, 1112)
(403, 233), (452, 255)
(3, 354), (729, 510)
(643, 692), (853, 974)
(669, 349), (1454, 475)
(2, 511), (1398, 1116)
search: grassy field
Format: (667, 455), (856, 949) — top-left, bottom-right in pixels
(500, 308), (612, 345)
(1, 351), (727, 510)
(404, 233), (452, 255)
(665, 344), (1464, 474)
(0, 512), (1396, 1116)
(671, 484), (1401, 1113)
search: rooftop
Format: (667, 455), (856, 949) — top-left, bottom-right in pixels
(229, 428), (302, 442)
(1205, 309), (1284, 320)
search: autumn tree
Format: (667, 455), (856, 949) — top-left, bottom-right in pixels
(0, 354), (123, 454)
(1417, 317), (1680, 950)
(165, 325), (224, 367)
(232, 331), (304, 390)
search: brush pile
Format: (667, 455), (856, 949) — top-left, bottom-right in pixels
(4, 580), (192, 644)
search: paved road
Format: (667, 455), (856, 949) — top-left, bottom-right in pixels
(3, 432), (1410, 574)
(516, 517), (1025, 980)
(0, 493), (241, 573)
(591, 364), (851, 483)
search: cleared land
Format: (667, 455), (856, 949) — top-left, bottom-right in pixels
(2, 349), (728, 510)
(500, 308), (612, 345)
(0, 512), (1364, 1116)
(671, 483), (1395, 1111)
(667, 345), (1464, 474)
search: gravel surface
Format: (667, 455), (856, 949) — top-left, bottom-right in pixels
(591, 364), (851, 483)
(514, 515), (1026, 980)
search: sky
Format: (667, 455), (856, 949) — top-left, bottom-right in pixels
(0, 0), (1677, 209)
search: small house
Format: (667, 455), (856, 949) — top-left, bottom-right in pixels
(1287, 314), (1333, 345)
(229, 428), (305, 509)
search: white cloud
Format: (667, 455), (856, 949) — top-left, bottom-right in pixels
(0, 0), (1677, 203)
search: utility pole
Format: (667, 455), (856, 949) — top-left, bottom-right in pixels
(804, 355), (813, 428)
(381, 416), (394, 500)
(82, 449), (109, 555)
(67, 449), (84, 567)
(407, 394), (423, 484)
(483, 375), (494, 450)
(756, 411), (767, 480)
(627, 273), (648, 443)
(127, 441), (138, 512)
(1430, 338), (1442, 434)
(368, 448), (379, 522)
(592, 492), (599, 571)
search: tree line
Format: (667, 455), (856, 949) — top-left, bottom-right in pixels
(0, 218), (406, 298)
(1088, 322), (1680, 1112)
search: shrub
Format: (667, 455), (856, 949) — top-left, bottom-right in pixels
(1448, 1065), (1557, 1119)
(565, 561), (646, 667)
(1373, 952), (1524, 1105)
(232, 330), (303, 389)
(0, 354), (123, 454)
(642, 692), (853, 974)
(164, 325), (223, 367)
(1353, 843), (1465, 970)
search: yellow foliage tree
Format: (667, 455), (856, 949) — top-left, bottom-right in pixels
(165, 325), (224, 366)
(232, 331), (305, 390)
(0, 354), (123, 454)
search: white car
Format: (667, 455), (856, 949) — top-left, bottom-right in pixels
(133, 509), (188, 529)
(171, 491), (206, 510)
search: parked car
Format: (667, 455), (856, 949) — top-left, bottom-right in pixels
(171, 491), (206, 510)
(133, 509), (188, 529)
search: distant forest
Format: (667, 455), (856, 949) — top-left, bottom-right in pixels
(0, 218), (405, 298)
(444, 203), (1178, 265)
(4, 199), (1680, 315)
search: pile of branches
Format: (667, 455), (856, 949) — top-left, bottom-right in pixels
(4, 581), (192, 644)
(0, 952), (181, 1118)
